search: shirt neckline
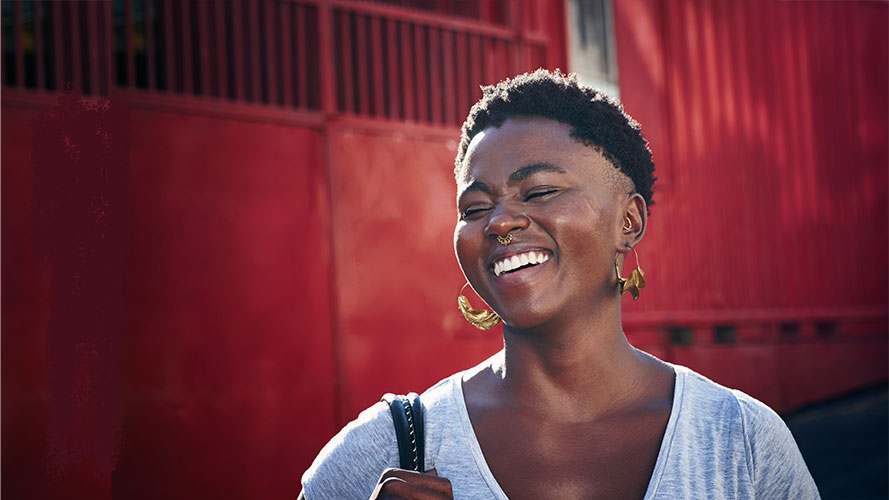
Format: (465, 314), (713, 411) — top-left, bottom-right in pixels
(450, 364), (686, 499)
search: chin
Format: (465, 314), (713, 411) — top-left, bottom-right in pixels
(495, 303), (560, 332)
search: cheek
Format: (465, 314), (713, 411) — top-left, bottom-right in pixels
(453, 223), (480, 272)
(548, 203), (611, 255)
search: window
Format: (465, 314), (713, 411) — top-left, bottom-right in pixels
(565, 0), (618, 98)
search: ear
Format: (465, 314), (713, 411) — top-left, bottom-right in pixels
(616, 193), (647, 253)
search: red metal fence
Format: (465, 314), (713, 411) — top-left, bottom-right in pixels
(613, 0), (888, 409)
(3, 0), (560, 121)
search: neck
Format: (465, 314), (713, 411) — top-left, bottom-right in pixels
(491, 296), (652, 418)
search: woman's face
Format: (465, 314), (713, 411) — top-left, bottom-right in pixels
(454, 117), (634, 330)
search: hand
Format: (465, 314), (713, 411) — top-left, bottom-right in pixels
(369, 468), (453, 500)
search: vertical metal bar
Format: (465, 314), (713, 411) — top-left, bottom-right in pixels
(248, 0), (261, 101)
(491, 38), (507, 84)
(70, 0), (83, 92)
(164, 0), (174, 92)
(455, 31), (467, 122)
(490, 37), (500, 82)
(509, 40), (521, 76)
(198, 0), (211, 97)
(13, 1), (27, 88)
(104, 0), (112, 94)
(525, 0), (538, 33)
(428, 26), (442, 124)
(442, 28), (455, 125)
(86, 1), (100, 94)
(231, 0), (244, 100)
(34, 0), (44, 90)
(214, 0), (228, 99)
(518, 40), (528, 73)
(295, 4), (308, 108)
(529, 42), (538, 71)
(52, 1), (63, 89)
(181, 0), (192, 93)
(370, 15), (384, 117)
(125, 0), (135, 85)
(528, 43), (546, 71)
(264, 0), (277, 105)
(400, 21), (414, 120)
(386, 17), (399, 118)
(340, 11), (354, 113)
(469, 34), (482, 102)
(495, 36), (507, 82)
(145, 0), (155, 90)
(413, 23), (427, 122)
(317, 0), (336, 113)
(483, 36), (495, 86)
(13, 0), (24, 88)
(279, 1), (292, 107)
(355, 14), (369, 115)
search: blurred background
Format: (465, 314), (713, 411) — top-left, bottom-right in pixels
(2, 0), (886, 498)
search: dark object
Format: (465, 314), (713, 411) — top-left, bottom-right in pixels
(381, 393), (425, 472)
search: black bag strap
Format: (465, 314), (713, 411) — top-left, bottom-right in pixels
(381, 392), (425, 472)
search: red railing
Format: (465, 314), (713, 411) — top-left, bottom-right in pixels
(1, 0), (112, 95)
(329, 1), (547, 124)
(2, 0), (550, 125)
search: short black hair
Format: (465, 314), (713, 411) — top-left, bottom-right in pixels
(455, 69), (656, 209)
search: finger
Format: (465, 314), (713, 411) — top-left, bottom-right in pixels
(378, 477), (452, 500)
(378, 469), (453, 497)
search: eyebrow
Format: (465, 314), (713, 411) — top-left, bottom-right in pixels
(508, 163), (566, 185)
(460, 180), (492, 197)
(458, 163), (566, 198)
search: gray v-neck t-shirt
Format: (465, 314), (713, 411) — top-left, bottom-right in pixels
(302, 364), (820, 499)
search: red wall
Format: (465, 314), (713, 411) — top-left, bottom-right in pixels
(613, 0), (888, 408)
(2, 100), (340, 499)
(114, 110), (337, 499)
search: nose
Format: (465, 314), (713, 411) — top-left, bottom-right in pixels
(485, 202), (530, 241)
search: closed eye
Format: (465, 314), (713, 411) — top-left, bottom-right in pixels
(525, 188), (559, 201)
(460, 206), (492, 220)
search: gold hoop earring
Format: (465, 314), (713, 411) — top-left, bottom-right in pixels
(615, 246), (646, 300)
(496, 232), (513, 246)
(457, 283), (501, 330)
(622, 216), (632, 231)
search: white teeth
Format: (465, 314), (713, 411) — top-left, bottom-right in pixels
(493, 251), (550, 276)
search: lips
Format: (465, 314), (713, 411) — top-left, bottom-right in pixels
(492, 249), (551, 276)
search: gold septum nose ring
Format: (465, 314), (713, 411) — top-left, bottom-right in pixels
(457, 282), (501, 330)
(496, 232), (513, 245)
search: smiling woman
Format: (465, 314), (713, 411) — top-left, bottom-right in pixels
(300, 70), (820, 500)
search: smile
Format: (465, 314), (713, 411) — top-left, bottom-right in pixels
(493, 250), (551, 276)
